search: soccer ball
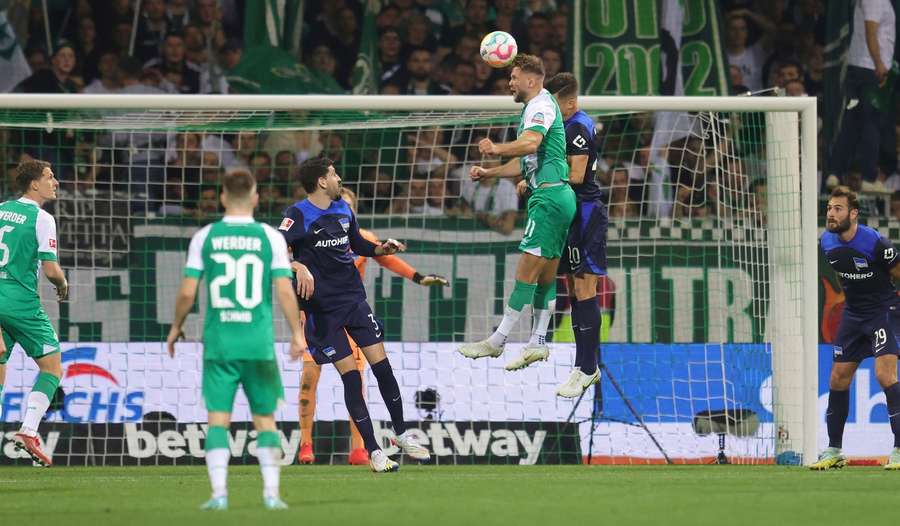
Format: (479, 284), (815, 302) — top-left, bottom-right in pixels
(480, 31), (518, 68)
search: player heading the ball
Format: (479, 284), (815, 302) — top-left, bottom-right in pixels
(457, 54), (576, 370)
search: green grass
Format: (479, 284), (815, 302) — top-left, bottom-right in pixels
(0, 465), (895, 525)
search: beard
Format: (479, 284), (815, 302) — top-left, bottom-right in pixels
(826, 216), (851, 233)
(513, 90), (525, 103)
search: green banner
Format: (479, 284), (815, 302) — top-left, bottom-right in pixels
(351, 0), (381, 94)
(573, 0), (729, 95)
(243, 0), (303, 54)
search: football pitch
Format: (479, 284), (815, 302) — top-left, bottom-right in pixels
(0, 465), (894, 526)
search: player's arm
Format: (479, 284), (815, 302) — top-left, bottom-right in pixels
(36, 212), (67, 301)
(279, 205), (314, 299)
(0, 325), (6, 355)
(480, 130), (544, 158)
(472, 158), (521, 181)
(166, 277), (199, 358)
(41, 261), (67, 301)
(348, 211), (405, 256)
(167, 226), (209, 357)
(267, 225), (308, 360)
(565, 120), (593, 185)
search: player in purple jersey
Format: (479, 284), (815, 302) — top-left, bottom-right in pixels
(510, 73), (608, 398)
(813, 186), (900, 470)
(279, 157), (431, 472)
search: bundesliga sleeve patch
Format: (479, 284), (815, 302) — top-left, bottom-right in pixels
(531, 112), (545, 125)
(49, 239), (57, 249)
(279, 218), (294, 231)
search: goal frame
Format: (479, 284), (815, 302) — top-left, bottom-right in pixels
(0, 94), (819, 465)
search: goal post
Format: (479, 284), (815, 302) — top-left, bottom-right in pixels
(0, 94), (818, 466)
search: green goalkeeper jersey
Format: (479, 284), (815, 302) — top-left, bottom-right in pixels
(518, 88), (569, 189)
(0, 197), (58, 307)
(184, 216), (293, 362)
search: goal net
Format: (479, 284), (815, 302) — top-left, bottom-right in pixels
(0, 95), (817, 466)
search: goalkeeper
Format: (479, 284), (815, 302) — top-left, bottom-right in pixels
(297, 188), (448, 465)
(458, 54), (576, 369)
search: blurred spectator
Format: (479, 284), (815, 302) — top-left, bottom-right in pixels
(750, 178), (768, 224)
(406, 128), (457, 177)
(377, 4), (402, 32)
(605, 165), (639, 218)
(774, 60), (802, 88)
(15, 40), (78, 93)
(358, 168), (396, 214)
(144, 33), (201, 94)
(83, 52), (121, 94)
(75, 16), (101, 84)
(729, 64), (748, 93)
(549, 13), (568, 49)
(274, 150), (298, 183)
(220, 38), (243, 70)
(831, 0), (895, 183)
(24, 46), (49, 72)
(494, 0), (528, 36)
(405, 13), (438, 53)
(391, 174), (443, 215)
(416, 0), (449, 39)
(379, 28), (405, 86)
(184, 23), (209, 66)
(725, 10), (774, 92)
(439, 0), (492, 59)
(399, 48), (447, 94)
(457, 176), (518, 235)
(195, 0), (226, 50)
(449, 62), (477, 94)
(451, 33), (480, 64)
(134, 0), (170, 63)
(231, 131), (261, 168)
(307, 44), (346, 93)
(195, 185), (221, 220)
(783, 79), (805, 97)
(249, 151), (273, 185)
(522, 13), (552, 55)
(427, 174), (448, 212)
(472, 59), (498, 94)
(541, 48), (563, 79)
(890, 191), (900, 220)
(380, 83), (402, 94)
(332, 7), (361, 88)
(167, 0), (192, 33)
(112, 21), (133, 55)
(490, 76), (511, 95)
(117, 56), (166, 94)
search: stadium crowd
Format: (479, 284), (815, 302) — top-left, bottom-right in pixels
(0, 0), (898, 231)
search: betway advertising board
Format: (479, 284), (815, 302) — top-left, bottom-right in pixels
(1, 342), (892, 464)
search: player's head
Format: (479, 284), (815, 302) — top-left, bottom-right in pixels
(826, 185), (860, 234)
(221, 168), (258, 210)
(509, 54), (545, 103)
(300, 156), (342, 201)
(340, 187), (358, 214)
(545, 72), (578, 118)
(16, 159), (57, 202)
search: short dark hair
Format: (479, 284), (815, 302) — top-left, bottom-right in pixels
(512, 54), (544, 76)
(545, 72), (577, 99)
(299, 156), (334, 194)
(16, 159), (50, 193)
(118, 56), (143, 78)
(830, 185), (860, 211)
(222, 169), (256, 199)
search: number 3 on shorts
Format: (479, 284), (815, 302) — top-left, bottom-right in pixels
(523, 218), (536, 240)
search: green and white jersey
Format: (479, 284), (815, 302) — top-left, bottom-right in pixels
(518, 88), (569, 189)
(0, 197), (58, 306)
(184, 216), (293, 362)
